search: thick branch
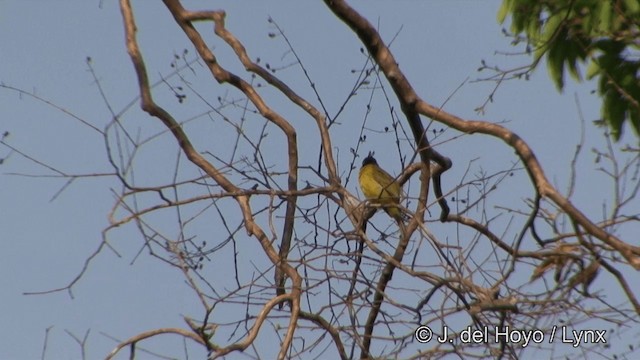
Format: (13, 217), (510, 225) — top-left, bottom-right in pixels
(105, 328), (206, 360)
(323, 0), (452, 222)
(415, 101), (640, 268)
(323, 0), (640, 269)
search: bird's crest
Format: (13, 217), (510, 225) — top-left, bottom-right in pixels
(362, 151), (377, 167)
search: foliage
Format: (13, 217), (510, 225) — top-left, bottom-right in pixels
(498, 0), (640, 140)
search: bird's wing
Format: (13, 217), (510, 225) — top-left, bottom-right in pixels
(373, 169), (400, 199)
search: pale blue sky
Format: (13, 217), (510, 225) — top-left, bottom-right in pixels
(1, 1), (637, 359)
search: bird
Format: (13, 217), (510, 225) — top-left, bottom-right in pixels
(358, 152), (403, 220)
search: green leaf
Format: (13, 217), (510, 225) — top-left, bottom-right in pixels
(547, 50), (565, 90)
(629, 106), (640, 138)
(620, 72), (635, 88)
(540, 11), (564, 43)
(596, 0), (612, 34)
(546, 27), (568, 90)
(603, 91), (626, 140)
(497, 0), (512, 24)
(623, 0), (640, 14)
(495, 0), (640, 140)
(585, 60), (601, 80)
(566, 41), (584, 82)
(594, 39), (625, 54)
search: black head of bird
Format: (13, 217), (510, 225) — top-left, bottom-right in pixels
(361, 153), (378, 167)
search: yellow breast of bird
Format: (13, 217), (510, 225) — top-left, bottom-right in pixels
(359, 164), (400, 205)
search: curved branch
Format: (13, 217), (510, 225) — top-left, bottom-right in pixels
(210, 295), (292, 359)
(120, 1), (302, 359)
(210, 14), (339, 184)
(416, 103), (640, 268)
(299, 311), (349, 360)
(323, 0), (451, 222)
(322, 0), (640, 269)
(105, 328), (206, 360)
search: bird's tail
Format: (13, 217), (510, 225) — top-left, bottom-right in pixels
(384, 204), (410, 222)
